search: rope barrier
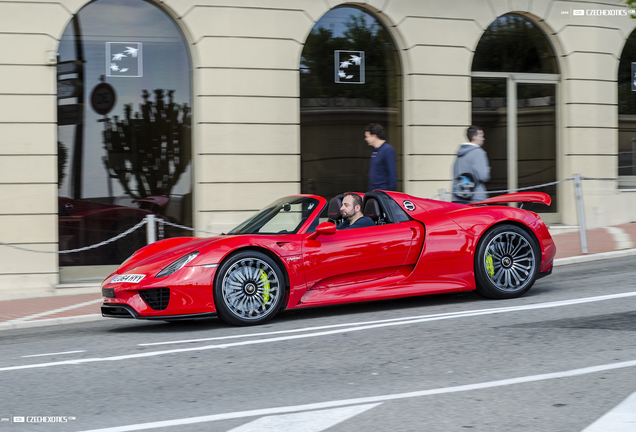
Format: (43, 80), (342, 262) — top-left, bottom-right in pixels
(483, 177), (574, 195)
(160, 220), (221, 236)
(581, 176), (636, 182)
(446, 177), (575, 198)
(0, 218), (147, 254)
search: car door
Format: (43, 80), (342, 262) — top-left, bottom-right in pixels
(301, 221), (421, 291)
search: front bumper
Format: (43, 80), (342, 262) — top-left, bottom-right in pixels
(101, 265), (218, 319)
(101, 303), (217, 320)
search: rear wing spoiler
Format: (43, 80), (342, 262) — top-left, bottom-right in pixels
(470, 192), (551, 207)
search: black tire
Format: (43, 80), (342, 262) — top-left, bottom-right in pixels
(475, 224), (540, 299)
(213, 251), (286, 326)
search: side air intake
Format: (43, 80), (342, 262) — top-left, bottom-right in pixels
(139, 288), (170, 311)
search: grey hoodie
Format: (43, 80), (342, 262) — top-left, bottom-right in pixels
(452, 143), (491, 203)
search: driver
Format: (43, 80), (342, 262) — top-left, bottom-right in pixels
(338, 193), (375, 229)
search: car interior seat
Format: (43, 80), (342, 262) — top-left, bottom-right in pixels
(327, 195), (343, 225)
(363, 197), (385, 225)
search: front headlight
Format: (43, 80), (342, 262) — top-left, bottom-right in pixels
(156, 252), (199, 278)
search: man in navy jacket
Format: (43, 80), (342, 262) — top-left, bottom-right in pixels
(365, 123), (397, 191)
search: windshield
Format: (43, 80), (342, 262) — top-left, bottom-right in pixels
(227, 197), (320, 235)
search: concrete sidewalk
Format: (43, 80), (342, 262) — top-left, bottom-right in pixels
(1, 222), (635, 331)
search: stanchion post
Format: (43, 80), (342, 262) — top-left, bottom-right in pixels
(438, 188), (447, 201)
(157, 218), (164, 240)
(574, 174), (588, 254)
(146, 214), (156, 244)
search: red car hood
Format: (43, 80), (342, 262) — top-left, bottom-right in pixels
(116, 236), (229, 276)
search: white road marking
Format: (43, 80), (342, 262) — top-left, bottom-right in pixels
(74, 359), (636, 432)
(21, 350), (85, 358)
(3, 291), (636, 372)
(226, 404), (381, 432)
(138, 322), (380, 346)
(605, 227), (635, 250)
(581, 390), (636, 432)
(140, 291), (636, 347)
(5, 299), (103, 323)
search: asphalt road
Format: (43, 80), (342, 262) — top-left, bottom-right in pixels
(1, 257), (636, 432)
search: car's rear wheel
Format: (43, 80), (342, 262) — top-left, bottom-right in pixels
(214, 251), (285, 326)
(475, 224), (540, 299)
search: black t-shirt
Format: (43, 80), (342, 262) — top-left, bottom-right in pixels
(337, 216), (375, 230)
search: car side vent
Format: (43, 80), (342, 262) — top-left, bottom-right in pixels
(140, 288), (170, 311)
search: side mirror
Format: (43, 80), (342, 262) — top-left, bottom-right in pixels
(307, 222), (337, 240)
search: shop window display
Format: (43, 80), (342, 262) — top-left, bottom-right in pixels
(300, 6), (402, 200)
(57, 0), (192, 267)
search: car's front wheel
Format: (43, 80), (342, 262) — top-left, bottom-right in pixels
(475, 224), (540, 299)
(214, 251), (285, 326)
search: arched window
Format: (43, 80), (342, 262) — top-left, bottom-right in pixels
(300, 6), (402, 199)
(618, 30), (636, 181)
(473, 14), (558, 73)
(57, 0), (192, 269)
(472, 14), (559, 215)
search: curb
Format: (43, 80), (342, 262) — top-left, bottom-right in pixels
(553, 248), (636, 266)
(2, 249), (636, 332)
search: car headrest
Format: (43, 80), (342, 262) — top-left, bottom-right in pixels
(328, 197), (343, 221)
(363, 198), (380, 222)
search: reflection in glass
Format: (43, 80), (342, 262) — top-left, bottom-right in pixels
(471, 78), (508, 194)
(300, 7), (402, 200)
(517, 84), (557, 212)
(472, 13), (559, 214)
(472, 14), (558, 74)
(618, 30), (636, 178)
(57, 0), (192, 266)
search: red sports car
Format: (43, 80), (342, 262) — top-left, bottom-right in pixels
(101, 191), (556, 326)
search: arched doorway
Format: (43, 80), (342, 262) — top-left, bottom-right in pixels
(471, 13), (559, 216)
(618, 29), (636, 185)
(57, 0), (192, 272)
(300, 6), (402, 200)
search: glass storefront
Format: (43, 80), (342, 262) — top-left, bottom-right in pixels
(300, 6), (402, 200)
(472, 14), (559, 214)
(516, 83), (557, 206)
(618, 30), (636, 181)
(471, 78), (508, 193)
(57, 0), (192, 268)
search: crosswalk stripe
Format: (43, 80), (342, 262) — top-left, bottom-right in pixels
(581, 390), (636, 432)
(226, 404), (381, 432)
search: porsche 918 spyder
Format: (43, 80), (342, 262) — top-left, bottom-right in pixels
(101, 191), (556, 326)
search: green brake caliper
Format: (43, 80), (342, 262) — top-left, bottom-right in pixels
(259, 270), (270, 303)
(486, 253), (495, 278)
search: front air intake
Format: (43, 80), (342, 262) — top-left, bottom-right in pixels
(139, 288), (170, 311)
